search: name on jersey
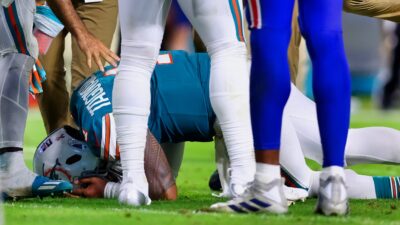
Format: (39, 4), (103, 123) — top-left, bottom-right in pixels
(79, 76), (111, 116)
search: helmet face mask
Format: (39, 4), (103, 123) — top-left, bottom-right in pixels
(34, 126), (100, 182)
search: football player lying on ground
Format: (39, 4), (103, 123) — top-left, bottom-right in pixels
(33, 50), (400, 201)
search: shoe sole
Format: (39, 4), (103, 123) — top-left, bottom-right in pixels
(210, 201), (288, 214)
(3, 189), (72, 201)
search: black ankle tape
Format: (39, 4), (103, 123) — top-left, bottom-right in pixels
(0, 147), (22, 155)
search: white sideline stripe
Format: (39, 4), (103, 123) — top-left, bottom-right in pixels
(38, 186), (56, 190)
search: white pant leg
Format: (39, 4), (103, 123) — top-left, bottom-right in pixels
(285, 84), (323, 164)
(345, 127), (400, 165)
(280, 114), (314, 190)
(286, 84), (400, 166)
(113, 0), (171, 184)
(345, 170), (376, 199)
(215, 116), (316, 196)
(177, 0), (255, 186)
(0, 53), (33, 148)
(0, 0), (38, 58)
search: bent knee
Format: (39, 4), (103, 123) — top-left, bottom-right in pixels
(207, 40), (247, 58)
(120, 41), (161, 71)
(163, 184), (178, 201)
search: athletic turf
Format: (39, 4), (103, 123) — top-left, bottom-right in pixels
(4, 109), (400, 225)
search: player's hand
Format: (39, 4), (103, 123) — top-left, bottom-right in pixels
(76, 32), (120, 72)
(72, 177), (108, 198)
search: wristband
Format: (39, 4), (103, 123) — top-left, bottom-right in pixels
(104, 182), (120, 199)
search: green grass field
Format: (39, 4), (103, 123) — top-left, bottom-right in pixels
(4, 108), (400, 225)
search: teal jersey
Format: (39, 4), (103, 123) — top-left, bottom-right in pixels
(70, 51), (215, 160)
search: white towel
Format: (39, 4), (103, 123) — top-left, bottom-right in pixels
(34, 5), (64, 38)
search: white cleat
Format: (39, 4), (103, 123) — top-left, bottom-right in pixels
(315, 174), (349, 216)
(210, 179), (288, 214)
(118, 181), (151, 206)
(283, 185), (308, 205)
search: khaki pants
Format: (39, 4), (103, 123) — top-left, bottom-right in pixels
(344, 0), (400, 23)
(288, 0), (400, 81)
(38, 0), (118, 134)
(288, 1), (300, 83)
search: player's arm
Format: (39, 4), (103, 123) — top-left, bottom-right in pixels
(45, 0), (119, 70)
(73, 130), (177, 200)
(343, 0), (400, 23)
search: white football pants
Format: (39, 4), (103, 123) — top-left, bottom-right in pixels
(114, 0), (254, 188)
(0, 53), (34, 149)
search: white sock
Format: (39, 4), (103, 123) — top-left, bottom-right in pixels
(208, 42), (255, 186)
(0, 151), (36, 196)
(254, 163), (285, 203)
(112, 44), (158, 195)
(255, 163), (281, 184)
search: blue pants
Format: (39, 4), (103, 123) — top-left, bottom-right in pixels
(247, 0), (351, 167)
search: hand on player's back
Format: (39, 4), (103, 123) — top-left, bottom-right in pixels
(76, 32), (120, 72)
(72, 177), (108, 198)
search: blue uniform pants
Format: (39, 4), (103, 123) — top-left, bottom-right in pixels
(248, 0), (350, 167)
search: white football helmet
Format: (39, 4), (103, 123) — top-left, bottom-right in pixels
(33, 126), (100, 182)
